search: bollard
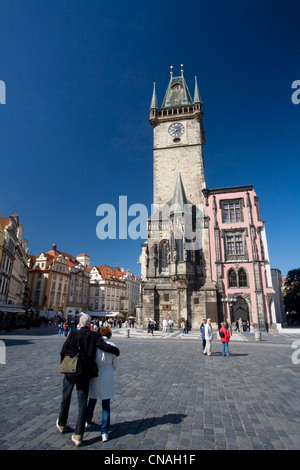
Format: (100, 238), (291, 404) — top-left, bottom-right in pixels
(0, 340), (6, 364)
(255, 331), (261, 341)
(127, 328), (130, 338)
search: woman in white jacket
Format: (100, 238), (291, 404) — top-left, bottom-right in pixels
(86, 326), (118, 442)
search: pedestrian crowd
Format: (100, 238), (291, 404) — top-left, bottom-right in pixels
(57, 316), (131, 337)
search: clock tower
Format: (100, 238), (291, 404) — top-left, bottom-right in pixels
(150, 66), (206, 206)
(139, 66), (218, 331)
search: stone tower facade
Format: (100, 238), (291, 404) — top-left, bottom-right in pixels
(139, 68), (218, 330)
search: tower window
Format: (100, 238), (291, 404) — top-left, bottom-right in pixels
(176, 237), (184, 261)
(160, 241), (168, 271)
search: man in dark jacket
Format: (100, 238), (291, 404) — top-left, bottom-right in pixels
(56, 314), (120, 447)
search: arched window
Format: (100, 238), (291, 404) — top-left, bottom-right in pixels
(238, 268), (248, 287)
(228, 269), (237, 288)
(160, 241), (168, 270)
(176, 237), (184, 261)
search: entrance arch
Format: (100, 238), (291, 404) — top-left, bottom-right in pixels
(231, 296), (249, 325)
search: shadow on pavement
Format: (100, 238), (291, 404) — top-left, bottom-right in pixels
(1, 339), (34, 347)
(82, 413), (187, 446)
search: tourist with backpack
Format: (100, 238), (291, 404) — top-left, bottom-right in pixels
(219, 322), (231, 357)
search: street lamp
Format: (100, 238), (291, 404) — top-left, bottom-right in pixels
(221, 296), (237, 334)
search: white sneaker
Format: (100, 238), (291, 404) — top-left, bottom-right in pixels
(102, 433), (109, 442)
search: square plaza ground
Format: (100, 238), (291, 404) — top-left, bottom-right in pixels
(0, 326), (299, 452)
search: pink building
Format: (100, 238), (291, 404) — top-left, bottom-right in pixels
(203, 185), (275, 329)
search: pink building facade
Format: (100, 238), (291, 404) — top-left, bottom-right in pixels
(203, 185), (275, 329)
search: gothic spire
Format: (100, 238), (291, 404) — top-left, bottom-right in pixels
(193, 76), (202, 104)
(168, 168), (192, 215)
(150, 82), (158, 110)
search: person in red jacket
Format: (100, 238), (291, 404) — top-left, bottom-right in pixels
(219, 322), (231, 357)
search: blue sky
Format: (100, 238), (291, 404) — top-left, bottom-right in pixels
(0, 0), (299, 277)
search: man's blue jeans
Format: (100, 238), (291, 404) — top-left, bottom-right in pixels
(222, 342), (229, 357)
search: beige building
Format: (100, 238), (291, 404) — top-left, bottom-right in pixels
(88, 265), (140, 316)
(88, 265), (127, 314)
(27, 244), (89, 315)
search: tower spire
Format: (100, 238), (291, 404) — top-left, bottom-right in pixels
(193, 76), (202, 103)
(150, 82), (158, 109)
(162, 65), (193, 108)
(168, 168), (192, 215)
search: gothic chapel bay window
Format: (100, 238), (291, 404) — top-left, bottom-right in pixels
(223, 230), (247, 261)
(227, 235), (243, 255)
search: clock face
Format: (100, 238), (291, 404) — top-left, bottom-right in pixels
(168, 123), (184, 137)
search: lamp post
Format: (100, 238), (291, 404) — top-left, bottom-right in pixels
(221, 296), (237, 335)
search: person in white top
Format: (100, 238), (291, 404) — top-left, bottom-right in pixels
(203, 318), (213, 356)
(162, 318), (168, 333)
(86, 326), (118, 442)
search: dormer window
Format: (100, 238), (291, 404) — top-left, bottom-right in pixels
(171, 83), (182, 90)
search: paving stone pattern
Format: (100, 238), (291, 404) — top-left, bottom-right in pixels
(0, 327), (300, 450)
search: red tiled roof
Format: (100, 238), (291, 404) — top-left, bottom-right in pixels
(0, 218), (10, 230)
(96, 265), (125, 283)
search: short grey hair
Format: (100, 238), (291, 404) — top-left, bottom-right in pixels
(79, 314), (91, 327)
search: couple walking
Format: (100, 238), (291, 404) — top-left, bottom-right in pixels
(56, 314), (119, 447)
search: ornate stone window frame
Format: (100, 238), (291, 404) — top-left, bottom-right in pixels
(221, 228), (248, 262)
(219, 198), (244, 224)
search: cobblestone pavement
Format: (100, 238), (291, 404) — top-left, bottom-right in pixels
(0, 326), (300, 451)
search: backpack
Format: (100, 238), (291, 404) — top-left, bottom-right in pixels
(219, 330), (225, 338)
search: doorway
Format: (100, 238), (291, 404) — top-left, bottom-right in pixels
(231, 296), (249, 330)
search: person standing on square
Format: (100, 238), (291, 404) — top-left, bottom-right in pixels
(203, 318), (213, 356)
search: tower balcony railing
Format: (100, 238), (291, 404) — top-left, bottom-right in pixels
(149, 103), (202, 122)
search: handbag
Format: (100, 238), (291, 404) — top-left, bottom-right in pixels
(58, 332), (83, 376)
(58, 354), (80, 374)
